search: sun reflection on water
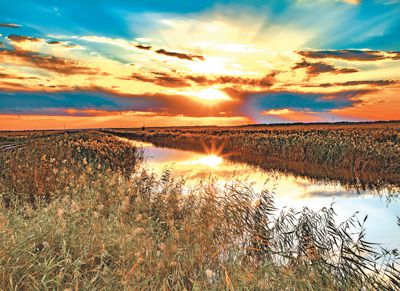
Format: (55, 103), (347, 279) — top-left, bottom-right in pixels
(181, 154), (223, 168)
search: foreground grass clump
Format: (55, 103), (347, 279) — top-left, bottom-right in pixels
(0, 131), (399, 289)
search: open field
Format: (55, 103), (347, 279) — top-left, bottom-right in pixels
(0, 130), (399, 289)
(108, 121), (400, 191)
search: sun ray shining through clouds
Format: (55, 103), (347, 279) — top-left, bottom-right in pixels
(0, 0), (399, 129)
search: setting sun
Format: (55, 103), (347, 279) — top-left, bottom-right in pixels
(187, 88), (232, 104)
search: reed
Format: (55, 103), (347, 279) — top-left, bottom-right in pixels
(0, 130), (399, 290)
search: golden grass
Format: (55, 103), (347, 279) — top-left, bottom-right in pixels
(0, 130), (399, 290)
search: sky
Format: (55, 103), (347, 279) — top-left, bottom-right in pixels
(0, 0), (399, 130)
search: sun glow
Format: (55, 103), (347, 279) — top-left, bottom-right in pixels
(197, 155), (223, 167)
(184, 88), (232, 103)
(181, 154), (223, 168)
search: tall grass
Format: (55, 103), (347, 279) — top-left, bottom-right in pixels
(0, 131), (399, 289)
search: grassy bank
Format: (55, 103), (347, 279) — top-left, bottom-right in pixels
(0, 131), (399, 289)
(109, 122), (400, 189)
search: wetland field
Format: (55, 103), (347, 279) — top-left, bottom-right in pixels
(1, 122), (400, 289)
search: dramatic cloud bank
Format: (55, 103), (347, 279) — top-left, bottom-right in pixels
(0, 0), (399, 129)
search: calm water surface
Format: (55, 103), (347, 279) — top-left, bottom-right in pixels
(124, 138), (400, 249)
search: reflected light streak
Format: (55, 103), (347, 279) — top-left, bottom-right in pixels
(181, 154), (223, 168)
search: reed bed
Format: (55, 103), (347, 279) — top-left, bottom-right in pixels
(109, 122), (400, 189)
(0, 130), (399, 290)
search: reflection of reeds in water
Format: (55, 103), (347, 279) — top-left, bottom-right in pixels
(107, 122), (400, 192)
(0, 130), (399, 289)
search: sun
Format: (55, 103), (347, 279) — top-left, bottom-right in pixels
(181, 88), (232, 104)
(194, 88), (231, 102)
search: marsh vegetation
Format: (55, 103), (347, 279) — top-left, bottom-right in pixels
(0, 130), (399, 289)
(109, 122), (400, 191)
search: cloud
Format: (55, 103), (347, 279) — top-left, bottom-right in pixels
(261, 108), (323, 122)
(7, 34), (41, 43)
(297, 49), (396, 61)
(244, 90), (369, 113)
(0, 90), (150, 115)
(391, 52), (400, 60)
(0, 72), (39, 80)
(135, 44), (152, 50)
(211, 74), (276, 87)
(0, 88), (239, 118)
(155, 48), (205, 61)
(0, 48), (100, 75)
(124, 72), (191, 88)
(183, 72), (277, 88)
(330, 88), (400, 121)
(0, 23), (21, 28)
(238, 89), (377, 123)
(151, 72), (191, 88)
(292, 59), (358, 77)
(298, 0), (361, 4)
(0, 80), (35, 91)
(57, 34), (206, 62)
(342, 0), (360, 4)
(319, 80), (398, 87)
(62, 108), (159, 117)
(0, 113), (250, 130)
(120, 71), (276, 89)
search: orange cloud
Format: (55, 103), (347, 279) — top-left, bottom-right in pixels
(292, 59), (358, 78)
(331, 88), (400, 120)
(0, 49), (100, 75)
(262, 108), (323, 122)
(0, 113), (250, 131)
(63, 108), (162, 117)
(7, 34), (41, 43)
(124, 72), (191, 88)
(190, 73), (277, 88)
(318, 80), (398, 88)
(121, 71), (277, 89)
(0, 72), (39, 80)
(297, 49), (398, 61)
